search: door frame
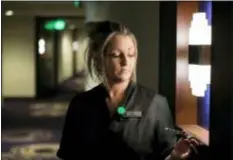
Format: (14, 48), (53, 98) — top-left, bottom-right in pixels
(35, 16), (83, 99)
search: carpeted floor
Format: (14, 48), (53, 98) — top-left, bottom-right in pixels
(2, 76), (85, 160)
(2, 100), (70, 160)
(2, 101), (67, 160)
(2, 129), (61, 160)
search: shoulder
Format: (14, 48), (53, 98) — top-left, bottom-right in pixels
(133, 83), (169, 114)
(67, 84), (104, 112)
(71, 84), (103, 103)
(135, 83), (170, 113)
(135, 83), (155, 98)
(135, 83), (167, 102)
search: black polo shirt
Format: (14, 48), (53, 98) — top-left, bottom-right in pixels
(57, 83), (177, 160)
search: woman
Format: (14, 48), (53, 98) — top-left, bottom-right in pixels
(57, 21), (198, 160)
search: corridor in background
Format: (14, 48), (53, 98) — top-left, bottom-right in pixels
(2, 2), (87, 160)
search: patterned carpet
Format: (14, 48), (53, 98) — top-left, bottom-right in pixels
(2, 74), (86, 160)
(2, 129), (61, 160)
(2, 102), (69, 160)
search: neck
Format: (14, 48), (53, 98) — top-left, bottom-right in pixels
(105, 80), (131, 98)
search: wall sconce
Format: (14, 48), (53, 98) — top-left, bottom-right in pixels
(38, 38), (46, 55)
(188, 12), (211, 97)
(72, 41), (79, 51)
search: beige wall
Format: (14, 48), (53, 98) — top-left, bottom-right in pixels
(75, 31), (89, 73)
(84, 1), (160, 91)
(58, 30), (74, 83)
(2, 16), (36, 97)
(2, 2), (85, 98)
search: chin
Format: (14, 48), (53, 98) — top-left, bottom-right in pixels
(115, 75), (132, 82)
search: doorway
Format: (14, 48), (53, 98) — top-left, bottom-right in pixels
(35, 16), (85, 100)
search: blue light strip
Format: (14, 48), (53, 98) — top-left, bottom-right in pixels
(197, 1), (212, 130)
(198, 85), (211, 129)
(199, 1), (212, 25)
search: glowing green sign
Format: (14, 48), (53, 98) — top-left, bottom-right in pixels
(44, 19), (66, 31)
(74, 0), (80, 7)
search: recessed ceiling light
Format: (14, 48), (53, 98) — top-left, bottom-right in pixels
(5, 10), (14, 16)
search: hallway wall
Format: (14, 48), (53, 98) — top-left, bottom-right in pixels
(75, 30), (89, 73)
(2, 2), (85, 98)
(2, 16), (36, 97)
(58, 30), (73, 83)
(84, 1), (160, 92)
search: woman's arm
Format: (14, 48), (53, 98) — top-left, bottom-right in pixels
(152, 95), (177, 160)
(57, 95), (83, 160)
(153, 96), (197, 160)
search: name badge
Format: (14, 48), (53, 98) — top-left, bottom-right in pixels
(125, 111), (142, 118)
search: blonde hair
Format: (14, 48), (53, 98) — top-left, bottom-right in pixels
(85, 21), (138, 86)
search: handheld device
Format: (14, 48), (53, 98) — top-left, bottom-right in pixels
(164, 127), (186, 137)
(164, 127), (199, 154)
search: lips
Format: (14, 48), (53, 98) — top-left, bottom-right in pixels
(121, 69), (129, 73)
(121, 68), (129, 71)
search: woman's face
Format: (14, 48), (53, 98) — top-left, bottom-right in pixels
(104, 34), (137, 83)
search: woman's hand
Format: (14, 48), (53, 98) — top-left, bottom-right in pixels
(171, 131), (200, 159)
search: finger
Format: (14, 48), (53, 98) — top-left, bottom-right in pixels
(180, 130), (189, 137)
(180, 139), (198, 149)
(189, 138), (201, 146)
(175, 142), (190, 154)
(189, 143), (199, 154)
(183, 138), (200, 155)
(179, 138), (200, 155)
(178, 138), (190, 145)
(180, 149), (191, 159)
(180, 131), (195, 140)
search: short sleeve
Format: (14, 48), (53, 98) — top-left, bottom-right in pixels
(152, 96), (177, 159)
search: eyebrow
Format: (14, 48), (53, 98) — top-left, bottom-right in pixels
(128, 47), (134, 50)
(111, 47), (135, 52)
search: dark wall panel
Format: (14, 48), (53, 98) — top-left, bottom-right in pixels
(209, 2), (233, 159)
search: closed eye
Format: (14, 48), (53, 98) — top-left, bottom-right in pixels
(128, 53), (136, 58)
(109, 52), (121, 57)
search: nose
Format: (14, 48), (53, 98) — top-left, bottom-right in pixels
(121, 55), (128, 66)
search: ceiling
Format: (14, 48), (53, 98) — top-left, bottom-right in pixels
(2, 1), (85, 17)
